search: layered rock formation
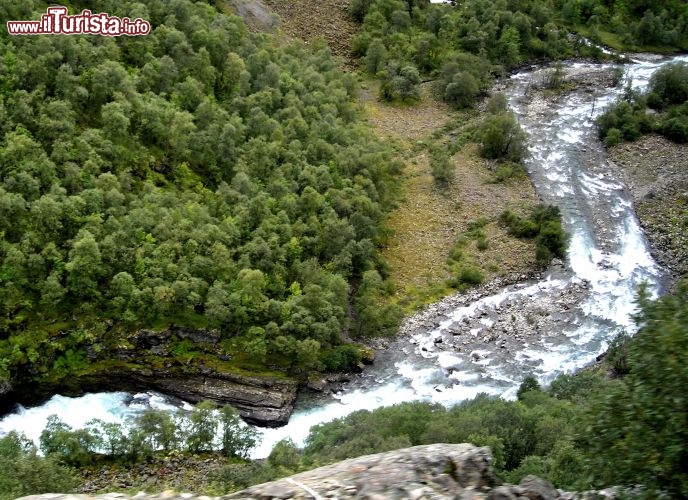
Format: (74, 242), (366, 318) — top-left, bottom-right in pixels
(3, 326), (298, 427)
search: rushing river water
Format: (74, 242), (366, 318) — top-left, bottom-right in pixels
(2, 54), (687, 459)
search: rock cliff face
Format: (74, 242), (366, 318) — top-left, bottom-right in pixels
(15, 444), (615, 500)
(77, 367), (298, 427)
(4, 326), (298, 427)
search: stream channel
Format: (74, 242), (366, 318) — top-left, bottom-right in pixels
(2, 53), (687, 459)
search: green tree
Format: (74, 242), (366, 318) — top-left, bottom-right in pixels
(185, 401), (219, 453)
(477, 111), (527, 162)
(585, 282), (688, 495)
(130, 408), (179, 456)
(443, 70), (480, 109)
(218, 406), (259, 459)
(365, 38), (388, 75)
(0, 432), (76, 500)
(65, 230), (103, 300)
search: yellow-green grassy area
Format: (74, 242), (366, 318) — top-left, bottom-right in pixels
(361, 82), (540, 311)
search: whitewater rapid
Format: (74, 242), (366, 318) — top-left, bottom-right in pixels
(2, 54), (686, 459)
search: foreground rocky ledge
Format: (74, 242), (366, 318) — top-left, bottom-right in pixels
(18, 444), (619, 500)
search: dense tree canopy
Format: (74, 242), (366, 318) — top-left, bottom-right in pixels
(0, 0), (402, 384)
(351, 0), (688, 103)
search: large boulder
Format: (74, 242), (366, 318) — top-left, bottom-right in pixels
(227, 443), (494, 499)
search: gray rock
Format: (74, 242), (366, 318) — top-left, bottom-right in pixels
(519, 475), (560, 500)
(227, 444), (493, 499)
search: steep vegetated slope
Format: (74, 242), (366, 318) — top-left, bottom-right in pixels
(0, 0), (403, 403)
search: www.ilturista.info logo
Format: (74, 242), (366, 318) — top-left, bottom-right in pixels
(7, 6), (151, 36)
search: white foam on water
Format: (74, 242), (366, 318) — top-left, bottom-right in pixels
(0, 393), (131, 446)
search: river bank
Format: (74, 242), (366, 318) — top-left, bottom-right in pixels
(609, 135), (688, 282)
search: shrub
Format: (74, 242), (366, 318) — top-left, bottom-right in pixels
(584, 282), (688, 495)
(351, 0), (372, 23)
(605, 332), (631, 377)
(430, 149), (455, 187)
(444, 71), (480, 109)
(648, 62), (688, 107)
(379, 62), (421, 102)
(499, 210), (539, 238)
(477, 112), (527, 162)
(365, 38), (387, 75)
(661, 115), (688, 143)
(323, 344), (363, 372)
(500, 205), (567, 267)
(603, 127), (621, 147)
(549, 371), (604, 402)
(517, 375), (541, 400)
(491, 161), (523, 183)
(457, 266), (484, 285)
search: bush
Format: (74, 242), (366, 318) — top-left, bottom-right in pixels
(500, 205), (567, 267)
(499, 210), (538, 238)
(323, 345), (363, 372)
(267, 438), (302, 472)
(517, 376), (541, 400)
(661, 115), (688, 143)
(477, 112), (527, 162)
(457, 266), (484, 286)
(584, 283), (688, 495)
(443, 70), (480, 109)
(491, 161), (523, 183)
(430, 149), (455, 187)
(648, 62), (688, 107)
(365, 38), (387, 75)
(476, 237), (489, 251)
(549, 371), (604, 402)
(605, 332), (631, 377)
(603, 127), (621, 147)
(379, 62), (421, 102)
(351, 0), (372, 23)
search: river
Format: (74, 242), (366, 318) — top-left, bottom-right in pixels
(1, 54), (686, 459)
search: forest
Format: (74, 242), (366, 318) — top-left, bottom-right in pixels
(0, 0), (405, 390)
(352, 0), (688, 105)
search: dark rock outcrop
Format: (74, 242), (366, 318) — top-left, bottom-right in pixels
(4, 326), (298, 427)
(0, 378), (16, 414)
(72, 365), (298, 428)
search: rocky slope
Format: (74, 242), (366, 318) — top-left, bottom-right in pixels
(609, 135), (688, 282)
(18, 444), (616, 500)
